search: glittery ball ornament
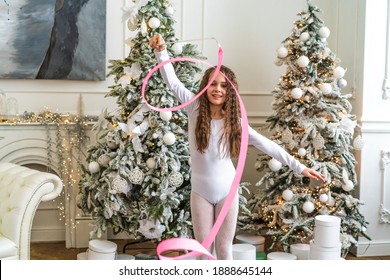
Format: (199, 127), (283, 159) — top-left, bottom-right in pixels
(171, 43), (183, 55)
(291, 87), (303, 99)
(168, 171), (184, 187)
(112, 176), (131, 194)
(353, 135), (364, 150)
(318, 26), (330, 38)
(129, 168), (144, 185)
(320, 83), (332, 94)
(282, 189), (294, 201)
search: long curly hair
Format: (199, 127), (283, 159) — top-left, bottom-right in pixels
(195, 65), (241, 158)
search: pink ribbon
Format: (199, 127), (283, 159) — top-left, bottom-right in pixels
(141, 46), (248, 260)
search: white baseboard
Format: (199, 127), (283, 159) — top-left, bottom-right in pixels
(31, 227), (65, 242)
(350, 241), (390, 257)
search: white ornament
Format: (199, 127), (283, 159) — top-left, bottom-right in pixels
(337, 78), (348, 89)
(163, 132), (176, 145)
(98, 154), (111, 167)
(148, 17), (160, 29)
(165, 6), (174, 16)
(313, 133), (325, 150)
(318, 26), (330, 38)
(282, 189), (294, 201)
(302, 201), (315, 213)
(140, 18), (147, 35)
(333, 66), (346, 79)
(320, 83), (332, 94)
(319, 193), (329, 203)
(277, 46), (288, 58)
(107, 141), (118, 149)
(297, 55), (309, 68)
(159, 111), (172, 122)
(146, 158), (156, 169)
(129, 168), (144, 185)
(342, 180), (354, 192)
(168, 171), (184, 187)
(127, 18), (138, 31)
(300, 32), (310, 42)
(88, 161), (100, 173)
(112, 176), (131, 194)
(171, 43), (183, 55)
(327, 196), (335, 206)
(268, 158), (282, 172)
(298, 148), (307, 157)
(291, 87), (303, 99)
(353, 135), (365, 150)
(188, 157), (191, 166)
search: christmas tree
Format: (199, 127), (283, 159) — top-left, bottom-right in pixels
(76, 0), (204, 242)
(238, 0), (369, 257)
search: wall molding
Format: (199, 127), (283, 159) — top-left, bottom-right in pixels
(361, 120), (390, 133)
(383, 0), (390, 99)
(380, 150), (390, 224)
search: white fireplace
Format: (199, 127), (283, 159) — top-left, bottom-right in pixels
(0, 121), (94, 248)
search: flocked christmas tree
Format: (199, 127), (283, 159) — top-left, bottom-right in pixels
(76, 0), (204, 242)
(238, 0), (370, 257)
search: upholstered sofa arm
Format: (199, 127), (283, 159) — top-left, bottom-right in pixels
(0, 162), (63, 260)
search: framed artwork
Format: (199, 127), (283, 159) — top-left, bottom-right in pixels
(0, 0), (106, 81)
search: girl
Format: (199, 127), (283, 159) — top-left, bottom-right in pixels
(149, 34), (325, 260)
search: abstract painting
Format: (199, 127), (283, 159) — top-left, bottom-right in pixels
(0, 0), (106, 81)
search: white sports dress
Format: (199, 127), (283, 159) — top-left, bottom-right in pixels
(156, 50), (306, 205)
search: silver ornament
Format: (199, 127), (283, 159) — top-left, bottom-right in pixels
(129, 168), (144, 185)
(112, 176), (131, 194)
(168, 171), (184, 187)
(353, 135), (364, 150)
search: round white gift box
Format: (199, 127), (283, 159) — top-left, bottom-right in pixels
(309, 240), (341, 260)
(232, 244), (256, 260)
(290, 243), (310, 260)
(117, 253), (135, 260)
(314, 215), (341, 247)
(87, 239), (117, 260)
(267, 252), (297, 260)
(235, 234), (265, 252)
(77, 252), (87, 260)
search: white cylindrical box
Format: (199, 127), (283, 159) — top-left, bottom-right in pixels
(267, 252), (297, 260)
(232, 244), (256, 260)
(87, 239), (117, 260)
(290, 243), (310, 260)
(314, 215), (341, 247)
(235, 234), (265, 252)
(117, 253), (135, 260)
(309, 240), (341, 260)
(77, 252), (87, 260)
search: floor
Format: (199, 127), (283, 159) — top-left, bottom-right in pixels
(30, 240), (390, 260)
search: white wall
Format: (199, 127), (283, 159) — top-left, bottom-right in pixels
(353, 0), (390, 256)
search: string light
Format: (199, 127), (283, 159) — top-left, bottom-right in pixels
(2, 109), (92, 231)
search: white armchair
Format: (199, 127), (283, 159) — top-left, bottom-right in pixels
(0, 162), (63, 260)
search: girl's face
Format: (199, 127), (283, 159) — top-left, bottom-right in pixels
(206, 71), (227, 107)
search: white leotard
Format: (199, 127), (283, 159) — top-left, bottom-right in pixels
(156, 50), (306, 205)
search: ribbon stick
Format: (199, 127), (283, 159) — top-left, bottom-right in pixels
(141, 45), (249, 260)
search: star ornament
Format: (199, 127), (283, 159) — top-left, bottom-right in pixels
(117, 118), (149, 139)
(118, 63), (142, 89)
